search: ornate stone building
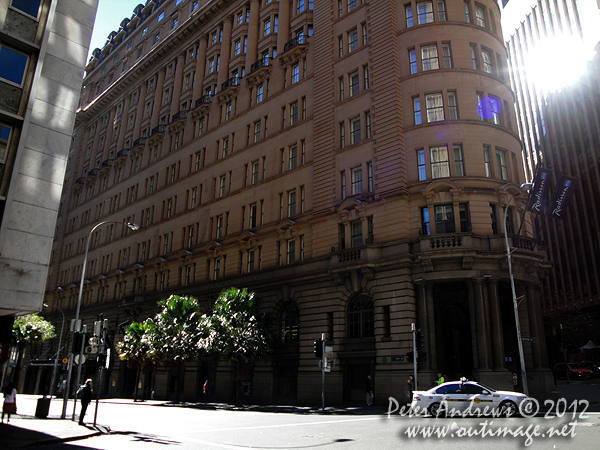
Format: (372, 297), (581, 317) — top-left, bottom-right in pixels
(40, 0), (553, 403)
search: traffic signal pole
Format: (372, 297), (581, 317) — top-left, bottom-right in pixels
(321, 333), (325, 411)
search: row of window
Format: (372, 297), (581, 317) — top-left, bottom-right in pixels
(405, 0), (497, 34)
(411, 90), (509, 127)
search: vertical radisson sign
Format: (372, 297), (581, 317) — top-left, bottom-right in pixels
(549, 175), (579, 219)
(526, 167), (552, 214)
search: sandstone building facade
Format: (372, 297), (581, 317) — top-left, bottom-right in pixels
(42, 0), (553, 403)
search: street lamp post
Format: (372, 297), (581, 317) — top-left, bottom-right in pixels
(43, 303), (64, 399)
(62, 220), (139, 420)
(503, 182), (532, 397)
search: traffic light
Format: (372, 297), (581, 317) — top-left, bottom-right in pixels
(406, 351), (414, 363)
(314, 339), (323, 358)
(71, 332), (83, 353)
(96, 353), (107, 367)
(415, 331), (422, 351)
(417, 352), (427, 363)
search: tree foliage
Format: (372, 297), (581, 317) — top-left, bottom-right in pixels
(12, 313), (55, 349)
(116, 319), (156, 370)
(201, 288), (271, 362)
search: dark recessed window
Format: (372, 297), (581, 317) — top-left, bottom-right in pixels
(11, 0), (41, 17)
(0, 46), (28, 85)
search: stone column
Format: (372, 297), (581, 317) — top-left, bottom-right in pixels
(277, 0), (291, 53)
(193, 35), (208, 101)
(217, 16), (233, 89)
(473, 278), (491, 370)
(133, 82), (148, 139)
(487, 279), (506, 370)
(116, 95), (131, 150)
(170, 53), (186, 116)
(245, 0), (260, 72)
(151, 68), (166, 129)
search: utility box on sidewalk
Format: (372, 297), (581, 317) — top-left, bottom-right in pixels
(35, 397), (51, 419)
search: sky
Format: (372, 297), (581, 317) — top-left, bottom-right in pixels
(87, 0), (141, 60)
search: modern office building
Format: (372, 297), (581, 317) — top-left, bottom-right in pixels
(503, 0), (600, 353)
(40, 0), (554, 403)
(0, 0), (98, 367)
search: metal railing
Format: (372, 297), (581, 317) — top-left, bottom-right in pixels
(284, 35), (306, 53)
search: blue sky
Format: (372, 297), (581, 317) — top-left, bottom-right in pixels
(88, 0), (141, 60)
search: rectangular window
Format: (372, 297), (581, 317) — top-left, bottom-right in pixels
(437, 1), (447, 21)
(482, 49), (493, 74)
(362, 23), (368, 45)
(349, 70), (359, 96)
(297, 0), (305, 13)
(247, 249), (255, 272)
(448, 90), (459, 119)
(254, 121), (261, 142)
(363, 65), (370, 89)
(339, 76), (345, 101)
(348, 0), (357, 12)
(351, 220), (362, 247)
(163, 233), (169, 255)
(287, 239), (296, 264)
(417, 1), (434, 24)
(191, 187), (198, 208)
(490, 204), (498, 234)
(475, 5), (486, 28)
(425, 92), (444, 122)
(470, 44), (478, 70)
(421, 44), (439, 71)
(430, 145), (450, 179)
(350, 116), (361, 144)
(11, 0), (41, 17)
(348, 29), (358, 52)
(288, 189), (297, 216)
(219, 175), (226, 197)
(351, 165), (362, 194)
(367, 161), (374, 191)
(289, 145), (298, 169)
(340, 122), (345, 148)
(256, 84), (264, 103)
(435, 204), (455, 233)
(222, 137), (229, 158)
(483, 145), (493, 177)
(442, 43), (452, 68)
(365, 111), (371, 138)
(417, 149), (426, 181)
(406, 5), (413, 27)
(290, 101), (299, 125)
(453, 144), (465, 176)
(464, 1), (471, 23)
(459, 203), (469, 232)
(0, 45), (28, 85)
(216, 215), (223, 239)
(409, 49), (417, 74)
(421, 207), (430, 236)
(251, 161), (259, 184)
(292, 64), (300, 84)
(264, 20), (271, 36)
(496, 149), (507, 180)
(249, 203), (257, 228)
(413, 97), (422, 125)
(341, 170), (346, 199)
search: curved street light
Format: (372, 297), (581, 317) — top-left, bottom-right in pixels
(503, 182), (533, 397)
(62, 220), (138, 419)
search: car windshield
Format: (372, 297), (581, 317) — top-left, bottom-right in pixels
(568, 364), (581, 369)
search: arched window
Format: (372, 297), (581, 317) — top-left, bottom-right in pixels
(280, 303), (299, 343)
(348, 294), (374, 339)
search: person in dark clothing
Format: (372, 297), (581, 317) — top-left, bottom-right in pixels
(78, 379), (93, 425)
(366, 375), (374, 406)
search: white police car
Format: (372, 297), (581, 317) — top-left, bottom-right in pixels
(410, 378), (529, 417)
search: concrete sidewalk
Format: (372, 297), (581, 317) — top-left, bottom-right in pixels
(2, 379), (599, 448)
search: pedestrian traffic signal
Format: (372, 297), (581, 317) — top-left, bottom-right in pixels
(96, 353), (106, 367)
(314, 339), (323, 358)
(406, 351), (414, 363)
(417, 352), (427, 363)
(415, 331), (422, 351)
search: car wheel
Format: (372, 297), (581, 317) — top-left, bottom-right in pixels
(499, 401), (518, 417)
(429, 402), (445, 418)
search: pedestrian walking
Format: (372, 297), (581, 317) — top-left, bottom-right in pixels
(77, 378), (93, 425)
(365, 375), (374, 406)
(406, 375), (415, 404)
(203, 380), (210, 401)
(2, 382), (17, 423)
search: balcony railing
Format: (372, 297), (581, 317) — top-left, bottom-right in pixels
(194, 95), (211, 108)
(170, 110), (188, 123)
(338, 248), (361, 263)
(250, 58), (270, 74)
(511, 235), (537, 251)
(75, 177), (86, 185)
(151, 124), (165, 136)
(101, 159), (113, 168)
(87, 168), (99, 177)
(430, 235), (463, 249)
(221, 76), (239, 91)
(284, 35), (306, 53)
(132, 137), (146, 147)
(116, 148), (129, 159)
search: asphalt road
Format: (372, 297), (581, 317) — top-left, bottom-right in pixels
(31, 399), (600, 450)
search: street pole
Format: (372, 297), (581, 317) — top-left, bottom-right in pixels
(504, 183), (532, 397)
(412, 324), (418, 390)
(62, 220), (138, 420)
(321, 333), (325, 411)
(72, 324), (86, 421)
(44, 304), (64, 399)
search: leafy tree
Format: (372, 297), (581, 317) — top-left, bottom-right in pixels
(151, 295), (204, 402)
(11, 314), (55, 385)
(201, 288), (271, 404)
(116, 319), (156, 401)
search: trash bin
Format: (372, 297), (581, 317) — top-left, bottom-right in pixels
(35, 397), (51, 419)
